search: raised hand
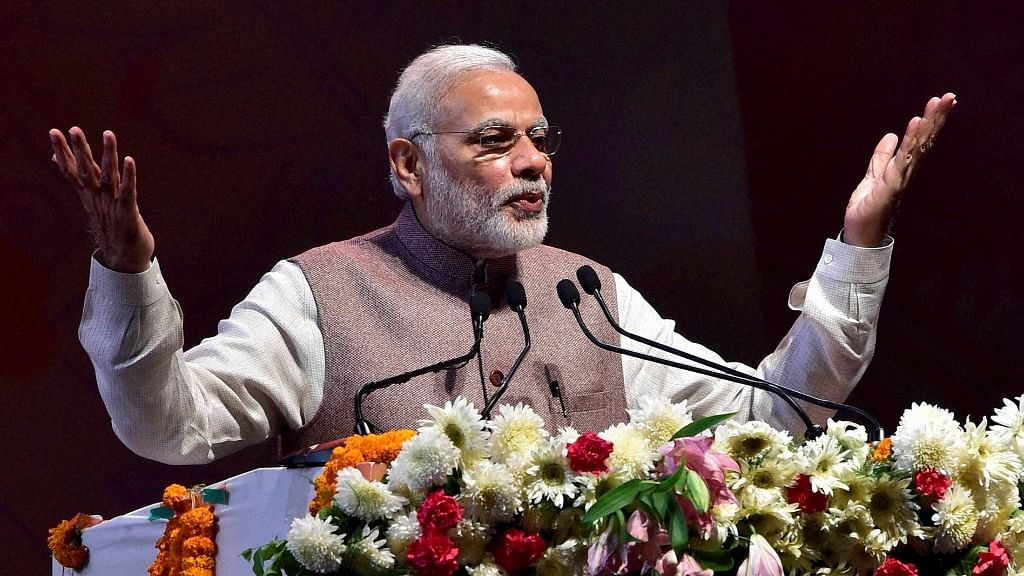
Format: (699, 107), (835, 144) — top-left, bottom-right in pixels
(50, 127), (154, 273)
(843, 93), (957, 247)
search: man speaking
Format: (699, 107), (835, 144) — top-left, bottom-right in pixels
(49, 44), (955, 465)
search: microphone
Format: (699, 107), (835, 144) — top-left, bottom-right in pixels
(481, 282), (531, 420)
(353, 294), (489, 435)
(558, 278), (842, 441)
(471, 292), (492, 404)
(573, 267), (882, 440)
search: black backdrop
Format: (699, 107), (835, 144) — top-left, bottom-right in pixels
(1, 2), (1021, 572)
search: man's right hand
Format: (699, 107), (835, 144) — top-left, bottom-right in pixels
(50, 127), (154, 273)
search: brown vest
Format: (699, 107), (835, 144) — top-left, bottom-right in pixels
(281, 204), (627, 454)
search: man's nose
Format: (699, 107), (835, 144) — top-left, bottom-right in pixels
(509, 136), (548, 179)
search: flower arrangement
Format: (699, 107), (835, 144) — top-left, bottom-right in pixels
(48, 512), (102, 571)
(246, 394), (1024, 575)
(150, 484), (220, 576)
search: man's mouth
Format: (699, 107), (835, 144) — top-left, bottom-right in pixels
(505, 191), (545, 214)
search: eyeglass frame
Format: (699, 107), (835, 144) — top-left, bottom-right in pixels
(408, 124), (562, 157)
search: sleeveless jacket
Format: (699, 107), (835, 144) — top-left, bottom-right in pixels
(281, 204), (627, 453)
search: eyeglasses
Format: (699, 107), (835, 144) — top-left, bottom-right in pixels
(411, 125), (561, 157)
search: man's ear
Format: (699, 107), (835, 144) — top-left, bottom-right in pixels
(388, 139), (425, 200)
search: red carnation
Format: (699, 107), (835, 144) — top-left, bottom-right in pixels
(914, 468), (953, 504)
(567, 432), (614, 474)
(492, 528), (546, 573)
(417, 489), (464, 534)
(973, 540), (1011, 576)
(407, 531), (460, 576)
(875, 557), (919, 576)
(785, 474), (829, 514)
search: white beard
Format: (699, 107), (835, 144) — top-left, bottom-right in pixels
(422, 159), (550, 259)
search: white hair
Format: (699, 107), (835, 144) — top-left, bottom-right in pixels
(384, 44), (517, 200)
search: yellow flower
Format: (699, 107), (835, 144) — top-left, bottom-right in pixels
(871, 438), (893, 462)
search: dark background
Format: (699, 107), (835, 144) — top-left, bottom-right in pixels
(2, 2), (1021, 572)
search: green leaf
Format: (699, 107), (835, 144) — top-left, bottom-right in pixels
(692, 548), (734, 572)
(655, 466), (686, 494)
(650, 491), (670, 522)
(686, 469), (711, 514)
(582, 479), (641, 524)
(241, 548), (253, 561)
(638, 492), (662, 525)
(253, 547), (265, 576)
(671, 412), (737, 440)
(668, 495), (689, 556)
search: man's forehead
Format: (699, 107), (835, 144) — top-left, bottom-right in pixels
(436, 70), (545, 129)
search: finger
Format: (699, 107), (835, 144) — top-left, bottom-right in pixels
(49, 129), (82, 185)
(121, 156), (138, 207)
(69, 127), (102, 188)
(917, 93), (957, 153)
(866, 133), (898, 178)
(887, 116), (921, 188)
(101, 131), (122, 198)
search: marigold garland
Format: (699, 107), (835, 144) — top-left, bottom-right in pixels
(48, 513), (102, 571)
(149, 484), (219, 576)
(308, 429), (415, 514)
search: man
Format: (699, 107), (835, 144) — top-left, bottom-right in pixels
(50, 45), (954, 465)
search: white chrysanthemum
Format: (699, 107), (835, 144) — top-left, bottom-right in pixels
(453, 518), (493, 565)
(829, 467), (874, 511)
(956, 418), (1023, 491)
(333, 468), (407, 522)
(992, 395), (1024, 460)
(384, 511), (420, 563)
(716, 419), (793, 461)
(708, 500), (740, 545)
(824, 502), (874, 542)
(387, 428), (459, 496)
(932, 482), (978, 553)
(285, 515), (347, 574)
(346, 525), (395, 576)
(466, 558), (508, 576)
(555, 426), (581, 445)
(525, 439), (578, 508)
(573, 469), (627, 510)
(891, 402), (965, 474)
(420, 397), (490, 465)
(826, 419), (870, 466)
(627, 395), (693, 448)
(863, 475), (921, 545)
(736, 489), (799, 545)
(460, 460), (523, 524)
(799, 435), (853, 496)
(488, 403), (548, 463)
(732, 457), (798, 502)
(599, 423), (658, 479)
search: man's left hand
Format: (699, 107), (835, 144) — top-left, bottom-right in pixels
(843, 93), (957, 247)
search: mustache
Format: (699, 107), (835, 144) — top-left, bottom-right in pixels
(494, 178), (550, 205)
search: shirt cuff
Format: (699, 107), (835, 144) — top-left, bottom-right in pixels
(88, 253), (168, 307)
(815, 234), (893, 284)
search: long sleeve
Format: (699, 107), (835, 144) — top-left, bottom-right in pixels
(617, 237), (893, 434)
(79, 256), (325, 464)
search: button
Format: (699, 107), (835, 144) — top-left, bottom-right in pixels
(490, 370), (505, 387)
(823, 253), (833, 264)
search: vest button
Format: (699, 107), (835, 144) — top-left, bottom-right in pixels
(489, 370), (504, 387)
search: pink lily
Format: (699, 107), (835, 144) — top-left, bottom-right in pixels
(737, 534), (783, 576)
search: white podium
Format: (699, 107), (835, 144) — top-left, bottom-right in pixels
(53, 467), (320, 576)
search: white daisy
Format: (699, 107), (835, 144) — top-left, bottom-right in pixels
(555, 426), (581, 445)
(991, 394), (1024, 460)
(956, 418), (1023, 491)
(333, 468), (407, 522)
(891, 402), (965, 474)
(488, 403), (548, 464)
(420, 397), (490, 466)
(716, 419), (793, 462)
(799, 435), (853, 496)
(826, 419), (870, 466)
(863, 474), (921, 545)
(627, 395), (693, 449)
(932, 482), (978, 553)
(525, 439), (578, 508)
(736, 489), (799, 545)
(732, 457), (798, 502)
(573, 469), (626, 510)
(460, 460), (523, 525)
(346, 525), (395, 576)
(387, 428), (459, 496)
(285, 515), (347, 574)
(599, 423), (659, 479)
(384, 511), (420, 563)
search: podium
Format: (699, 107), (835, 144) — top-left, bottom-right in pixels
(52, 467), (319, 576)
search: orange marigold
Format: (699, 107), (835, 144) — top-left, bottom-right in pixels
(163, 484), (192, 513)
(179, 506), (215, 535)
(180, 568), (215, 576)
(182, 555), (215, 570)
(183, 535), (216, 556)
(871, 437), (894, 462)
(48, 513), (102, 570)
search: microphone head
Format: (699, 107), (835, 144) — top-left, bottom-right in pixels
(556, 279), (581, 308)
(506, 281), (527, 311)
(576, 265), (602, 295)
(470, 292), (491, 322)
